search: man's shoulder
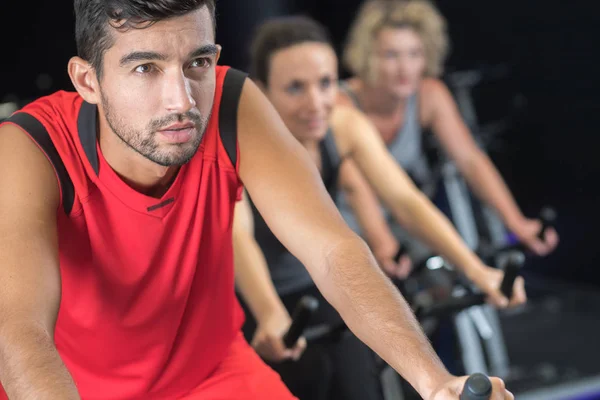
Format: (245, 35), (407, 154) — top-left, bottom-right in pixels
(215, 65), (231, 81)
(215, 65), (249, 85)
(22, 90), (82, 112)
(16, 91), (84, 126)
(1, 91), (83, 131)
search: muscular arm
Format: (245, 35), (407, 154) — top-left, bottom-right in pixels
(233, 191), (289, 325)
(237, 79), (451, 399)
(0, 124), (80, 399)
(330, 106), (500, 293)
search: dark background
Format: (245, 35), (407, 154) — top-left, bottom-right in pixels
(2, 1), (599, 288)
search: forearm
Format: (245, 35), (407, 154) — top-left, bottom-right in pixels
(389, 189), (485, 278)
(459, 153), (525, 230)
(315, 238), (451, 399)
(0, 322), (79, 400)
(234, 230), (288, 324)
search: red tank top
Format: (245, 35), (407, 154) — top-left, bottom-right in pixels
(0, 66), (247, 399)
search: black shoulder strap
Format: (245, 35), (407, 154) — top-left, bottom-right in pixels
(6, 112), (75, 214)
(322, 129), (342, 170)
(219, 68), (248, 168)
(320, 129), (344, 194)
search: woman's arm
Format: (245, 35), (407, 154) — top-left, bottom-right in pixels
(330, 105), (526, 307)
(233, 191), (304, 362)
(338, 159), (411, 278)
(422, 79), (558, 255)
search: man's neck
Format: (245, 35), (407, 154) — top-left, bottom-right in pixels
(98, 129), (179, 198)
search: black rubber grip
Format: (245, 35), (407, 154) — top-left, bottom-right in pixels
(500, 251), (524, 299)
(393, 245), (409, 263)
(460, 373), (492, 400)
(283, 296), (319, 348)
(416, 293), (486, 319)
(538, 207), (557, 241)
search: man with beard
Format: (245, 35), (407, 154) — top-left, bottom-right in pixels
(0, 1), (512, 399)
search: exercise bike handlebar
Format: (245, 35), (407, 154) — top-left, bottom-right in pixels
(488, 207), (557, 257)
(538, 206), (557, 241)
(460, 373), (493, 400)
(283, 295), (319, 348)
(394, 244), (409, 263)
(289, 249), (524, 343)
(286, 250), (523, 345)
(415, 251), (523, 319)
(286, 299), (496, 399)
(283, 262), (513, 399)
(283, 236), (519, 399)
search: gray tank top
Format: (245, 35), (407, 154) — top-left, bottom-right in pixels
(338, 82), (435, 233)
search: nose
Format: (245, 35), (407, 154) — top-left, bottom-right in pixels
(396, 53), (415, 76)
(305, 85), (325, 114)
(163, 69), (196, 114)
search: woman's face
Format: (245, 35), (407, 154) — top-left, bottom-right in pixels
(264, 42), (338, 143)
(370, 26), (426, 99)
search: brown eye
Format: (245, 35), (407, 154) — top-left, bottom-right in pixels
(134, 64), (154, 74)
(190, 58), (211, 68)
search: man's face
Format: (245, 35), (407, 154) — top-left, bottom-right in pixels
(97, 6), (219, 166)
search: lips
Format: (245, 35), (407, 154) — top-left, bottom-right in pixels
(301, 116), (327, 129)
(159, 123), (196, 144)
(160, 122), (195, 132)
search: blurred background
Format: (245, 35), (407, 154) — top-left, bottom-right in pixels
(1, 1), (599, 398)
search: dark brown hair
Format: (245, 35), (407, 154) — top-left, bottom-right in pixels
(250, 16), (332, 86)
(74, 0), (216, 78)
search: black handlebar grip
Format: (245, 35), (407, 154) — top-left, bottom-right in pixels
(416, 293), (486, 319)
(538, 207), (557, 241)
(460, 373), (493, 400)
(500, 251), (524, 300)
(393, 244), (409, 263)
(283, 296), (319, 348)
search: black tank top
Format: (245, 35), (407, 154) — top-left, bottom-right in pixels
(249, 129), (342, 295)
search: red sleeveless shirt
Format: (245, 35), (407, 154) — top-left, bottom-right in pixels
(0, 66), (247, 399)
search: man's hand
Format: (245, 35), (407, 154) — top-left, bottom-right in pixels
(512, 217), (559, 256)
(467, 266), (527, 308)
(430, 375), (514, 399)
(372, 239), (413, 280)
(251, 309), (306, 363)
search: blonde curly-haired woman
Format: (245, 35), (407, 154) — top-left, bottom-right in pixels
(338, 0), (558, 267)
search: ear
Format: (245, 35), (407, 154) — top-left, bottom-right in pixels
(215, 44), (222, 65)
(68, 56), (101, 105)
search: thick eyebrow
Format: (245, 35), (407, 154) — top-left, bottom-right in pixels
(188, 44), (219, 59)
(119, 45), (218, 67)
(119, 51), (167, 67)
